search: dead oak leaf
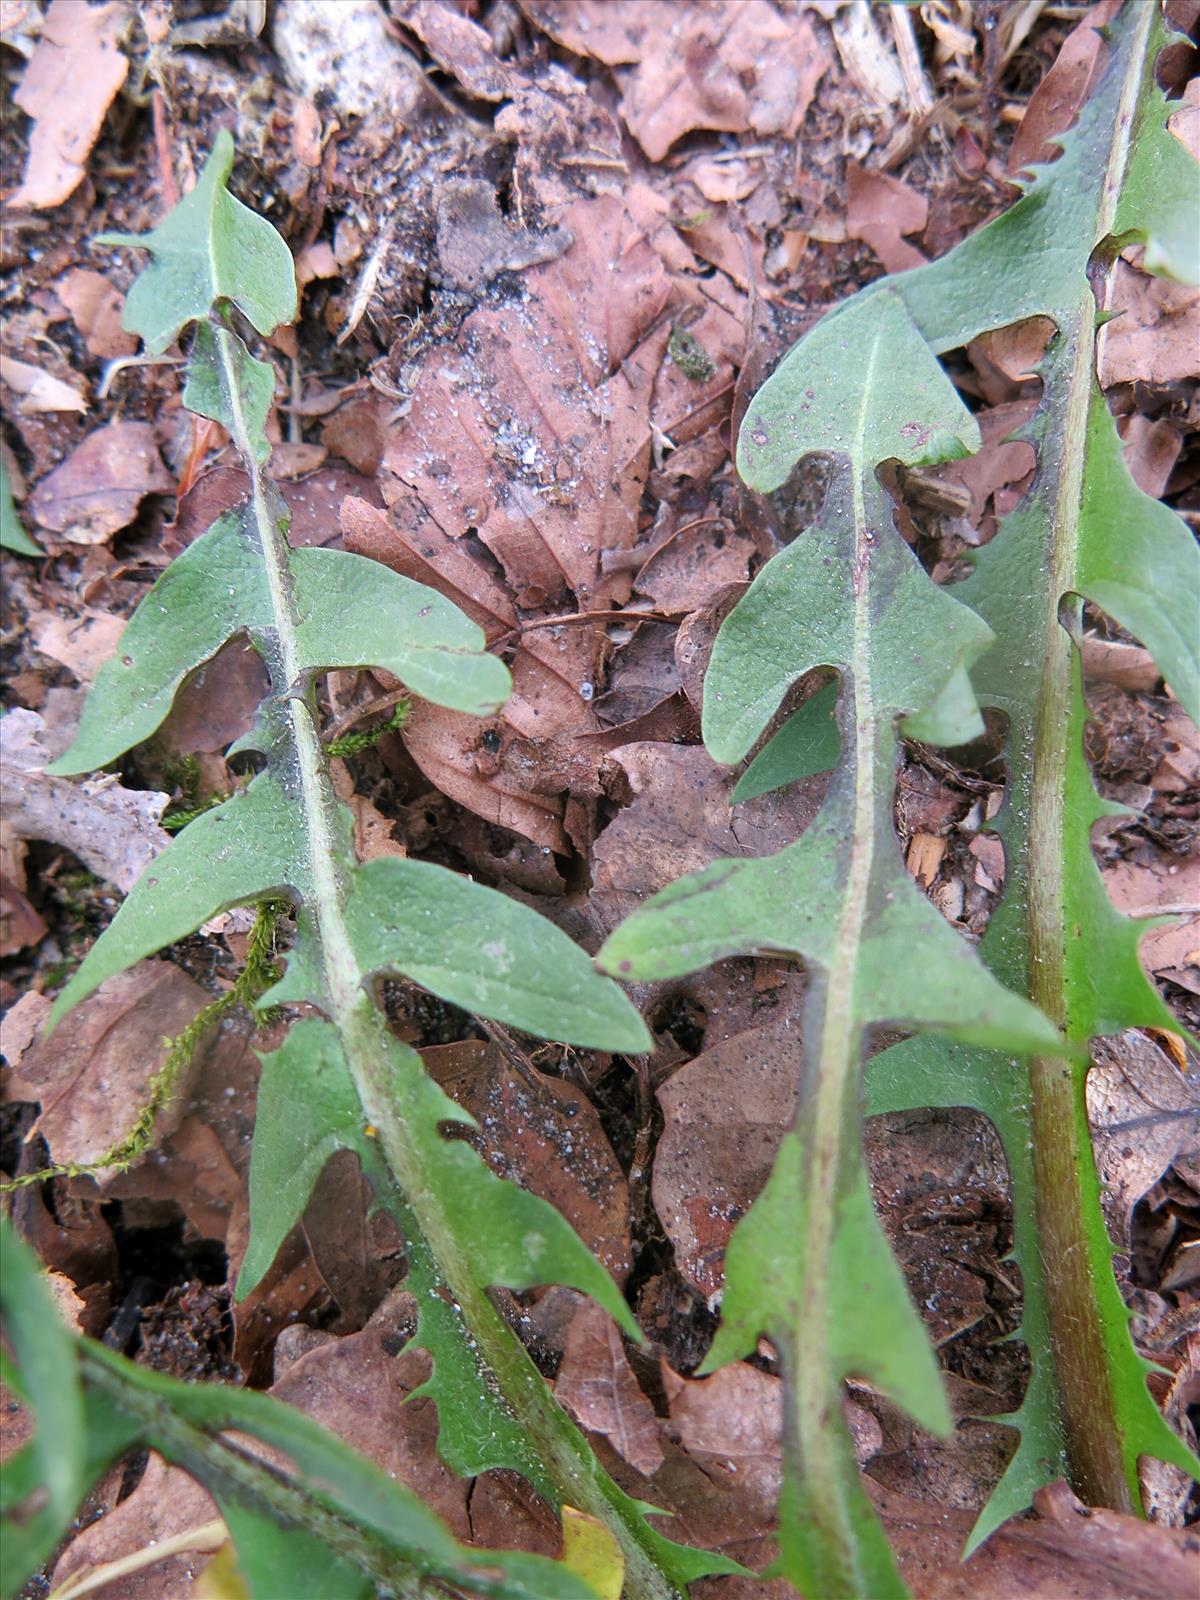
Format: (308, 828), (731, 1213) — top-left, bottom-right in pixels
(29, 420), (172, 543)
(424, 1039), (632, 1281)
(54, 268), (139, 360)
(846, 163), (928, 274)
(555, 1298), (664, 1476)
(381, 193), (671, 611)
(882, 1477), (1200, 1600)
(1088, 1030), (1200, 1248)
(522, 0), (830, 161)
(1098, 258), (1200, 390)
(591, 742), (825, 935)
(662, 1361), (782, 1526)
(6, 962), (211, 1174)
(28, 608), (126, 683)
(394, 0), (520, 102)
(11, 0), (131, 209)
(652, 1012), (802, 1299)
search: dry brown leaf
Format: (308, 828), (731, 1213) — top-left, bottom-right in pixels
(6, 962), (210, 1172)
(1088, 1031), (1200, 1246)
(1006, 0), (1120, 175)
(594, 623), (681, 726)
(965, 319), (1055, 407)
(1099, 259), (1200, 389)
(662, 1362), (782, 1525)
(28, 420), (172, 543)
(153, 635), (269, 758)
(883, 1478), (1200, 1599)
(555, 1298), (664, 1476)
(11, 0), (130, 209)
(54, 268), (139, 359)
(1105, 852), (1199, 988)
(949, 398), (1038, 532)
(1118, 412), (1182, 498)
(1149, 704), (1200, 796)
(652, 1012), (801, 1298)
(381, 193), (670, 610)
(1, 708), (170, 893)
(424, 1039), (632, 1280)
(845, 164), (928, 274)
(28, 608), (125, 683)
(168, 463), (373, 559)
(0, 350), (87, 414)
(49, 1455), (217, 1600)
(1080, 636), (1161, 695)
(322, 397), (391, 477)
(0, 836), (47, 957)
(0, 989), (51, 1063)
(395, 0), (518, 101)
(523, 0), (829, 161)
(341, 494), (516, 639)
(591, 742), (825, 935)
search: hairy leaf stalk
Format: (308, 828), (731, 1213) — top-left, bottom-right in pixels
(863, 0), (1200, 1543)
(1024, 319), (1125, 1505)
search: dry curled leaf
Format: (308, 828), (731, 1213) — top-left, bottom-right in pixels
(11, 0), (130, 209)
(424, 1039), (632, 1280)
(0, 351), (87, 414)
(555, 1298), (664, 1476)
(28, 420), (172, 543)
(652, 1012), (801, 1298)
(522, 0), (829, 161)
(6, 962), (210, 1173)
(381, 193), (670, 610)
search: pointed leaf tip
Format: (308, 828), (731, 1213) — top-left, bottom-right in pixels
(98, 128), (297, 354)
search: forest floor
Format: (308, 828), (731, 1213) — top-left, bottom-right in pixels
(1, 2), (1198, 1596)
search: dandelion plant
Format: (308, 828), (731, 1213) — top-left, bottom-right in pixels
(3, 132), (733, 1600)
(600, 0), (1198, 1591)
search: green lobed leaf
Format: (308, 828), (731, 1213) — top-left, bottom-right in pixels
(98, 128), (297, 354)
(348, 858), (651, 1054)
(731, 678), (839, 802)
(184, 322), (276, 465)
(239, 1019), (742, 1593)
(0, 1217), (86, 1594)
(48, 495), (511, 778)
(58, 133), (723, 1594)
(69, 1337), (600, 1600)
(601, 288), (1061, 1595)
(239, 1019), (641, 1339)
(51, 781), (648, 1057)
(851, 0), (1200, 1537)
(1, 456), (41, 556)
